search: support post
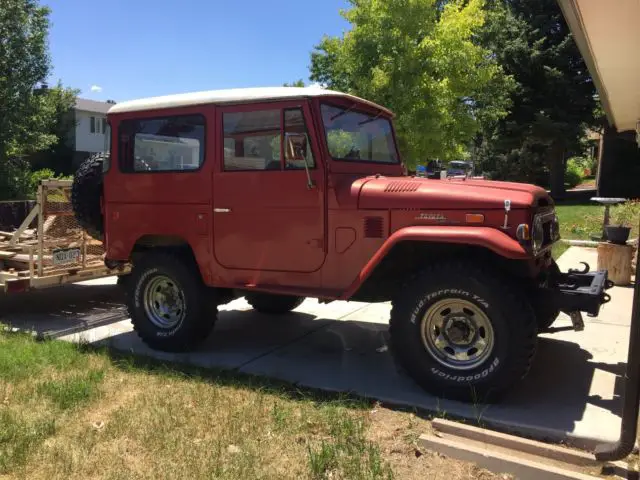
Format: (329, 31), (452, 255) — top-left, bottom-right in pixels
(37, 183), (44, 277)
(595, 218), (640, 461)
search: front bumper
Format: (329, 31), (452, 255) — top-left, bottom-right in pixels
(548, 263), (613, 318)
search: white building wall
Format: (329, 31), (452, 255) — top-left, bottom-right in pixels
(75, 110), (107, 153)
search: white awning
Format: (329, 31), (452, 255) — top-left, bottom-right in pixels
(559, 0), (640, 133)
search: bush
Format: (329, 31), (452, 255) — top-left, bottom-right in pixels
(28, 169), (57, 193)
(0, 161), (71, 201)
(565, 158), (585, 188)
(567, 156), (596, 177)
(610, 200), (640, 228)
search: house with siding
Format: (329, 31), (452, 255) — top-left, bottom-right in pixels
(70, 98), (113, 167)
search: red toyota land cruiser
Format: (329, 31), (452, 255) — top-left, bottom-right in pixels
(72, 87), (612, 402)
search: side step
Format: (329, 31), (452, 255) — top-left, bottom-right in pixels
(419, 418), (636, 480)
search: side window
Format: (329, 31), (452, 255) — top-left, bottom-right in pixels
(223, 110), (281, 171)
(284, 109), (315, 169)
(90, 116), (96, 133)
(119, 115), (205, 172)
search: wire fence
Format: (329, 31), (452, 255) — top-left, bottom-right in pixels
(39, 181), (104, 274)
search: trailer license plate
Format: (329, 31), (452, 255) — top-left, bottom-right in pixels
(52, 247), (81, 265)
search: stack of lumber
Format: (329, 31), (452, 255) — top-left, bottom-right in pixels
(0, 228), (40, 273)
(1, 222), (104, 275)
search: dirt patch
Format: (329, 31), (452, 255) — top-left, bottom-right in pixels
(367, 407), (509, 479)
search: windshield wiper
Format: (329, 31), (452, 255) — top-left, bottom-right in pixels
(357, 111), (384, 126)
(330, 103), (358, 121)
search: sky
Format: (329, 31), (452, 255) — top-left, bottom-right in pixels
(44, 0), (350, 102)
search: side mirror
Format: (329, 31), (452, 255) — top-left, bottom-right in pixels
(285, 133), (308, 161)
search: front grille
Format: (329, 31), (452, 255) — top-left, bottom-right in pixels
(536, 210), (559, 250)
(543, 221), (552, 246)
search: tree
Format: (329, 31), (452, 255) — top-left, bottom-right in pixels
(476, 0), (597, 196)
(0, 0), (51, 160)
(309, 0), (514, 167)
(0, 0), (78, 199)
(283, 79), (306, 87)
(30, 83), (80, 175)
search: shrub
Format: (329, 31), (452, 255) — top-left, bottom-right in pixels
(610, 200), (640, 228)
(567, 155), (597, 177)
(5, 167), (71, 200)
(28, 169), (57, 193)
(565, 159), (584, 189)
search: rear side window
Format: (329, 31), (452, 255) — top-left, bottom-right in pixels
(119, 114), (205, 172)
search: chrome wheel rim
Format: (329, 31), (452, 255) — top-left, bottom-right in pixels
(143, 275), (186, 329)
(420, 298), (494, 371)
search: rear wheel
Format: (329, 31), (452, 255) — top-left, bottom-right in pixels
(126, 252), (216, 352)
(246, 293), (305, 314)
(389, 262), (537, 403)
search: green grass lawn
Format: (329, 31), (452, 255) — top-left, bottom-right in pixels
(0, 328), (503, 480)
(552, 203), (604, 259)
(555, 204), (604, 241)
(552, 201), (640, 259)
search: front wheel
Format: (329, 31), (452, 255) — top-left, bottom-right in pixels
(126, 252), (216, 352)
(389, 262), (537, 403)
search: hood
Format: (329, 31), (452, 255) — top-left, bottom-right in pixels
(358, 176), (550, 210)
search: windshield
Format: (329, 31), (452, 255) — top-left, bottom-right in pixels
(321, 104), (398, 164)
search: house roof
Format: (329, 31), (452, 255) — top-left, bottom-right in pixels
(107, 87), (394, 117)
(75, 98), (113, 114)
(558, 0), (640, 133)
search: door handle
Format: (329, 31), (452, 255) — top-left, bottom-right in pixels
(214, 208), (231, 213)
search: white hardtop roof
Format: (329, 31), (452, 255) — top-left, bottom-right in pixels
(108, 86), (394, 117)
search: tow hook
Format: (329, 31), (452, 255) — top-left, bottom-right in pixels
(569, 311), (585, 331)
(568, 262), (590, 275)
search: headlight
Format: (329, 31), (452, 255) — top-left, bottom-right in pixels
(532, 215), (544, 253)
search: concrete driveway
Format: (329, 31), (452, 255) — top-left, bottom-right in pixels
(1, 246), (630, 451)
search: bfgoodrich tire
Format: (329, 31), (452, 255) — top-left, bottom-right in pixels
(245, 293), (305, 314)
(389, 262), (537, 403)
(126, 252), (216, 352)
(71, 152), (108, 240)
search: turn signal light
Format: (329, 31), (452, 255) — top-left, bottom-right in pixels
(465, 213), (485, 224)
(516, 223), (530, 241)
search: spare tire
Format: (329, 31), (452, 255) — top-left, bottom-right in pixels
(71, 152), (107, 240)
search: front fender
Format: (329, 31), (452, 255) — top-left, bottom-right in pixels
(340, 226), (529, 300)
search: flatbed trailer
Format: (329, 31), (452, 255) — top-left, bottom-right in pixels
(0, 180), (129, 294)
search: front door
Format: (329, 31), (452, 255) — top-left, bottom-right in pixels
(212, 101), (326, 273)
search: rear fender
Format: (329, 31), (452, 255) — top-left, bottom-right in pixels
(340, 226), (529, 300)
